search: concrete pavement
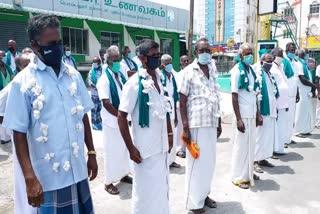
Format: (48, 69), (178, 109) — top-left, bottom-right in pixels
(1, 93), (320, 214)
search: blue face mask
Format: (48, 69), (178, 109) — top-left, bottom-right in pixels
(198, 53), (211, 65)
(111, 62), (120, 73)
(243, 54), (254, 65)
(304, 54), (309, 62)
(39, 43), (63, 67)
(127, 52), (132, 59)
(165, 64), (173, 73)
(287, 52), (296, 60)
(136, 51), (140, 57)
(146, 56), (160, 70)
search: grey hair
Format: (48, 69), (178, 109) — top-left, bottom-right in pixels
(239, 43), (252, 54)
(27, 14), (60, 42)
(106, 45), (120, 64)
(161, 54), (172, 65)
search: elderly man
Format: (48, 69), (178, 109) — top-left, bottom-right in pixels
(253, 53), (279, 173)
(294, 49), (316, 136)
(5, 40), (20, 72)
(230, 43), (263, 189)
(180, 38), (221, 213)
(133, 45), (142, 69)
(175, 55), (190, 158)
(87, 56), (103, 130)
(121, 46), (139, 78)
(62, 46), (77, 70)
(270, 48), (290, 156)
(96, 46), (132, 195)
(99, 48), (106, 64)
(3, 14), (97, 213)
(284, 43), (300, 145)
(160, 54), (181, 168)
(118, 39), (173, 214)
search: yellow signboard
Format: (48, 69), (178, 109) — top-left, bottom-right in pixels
(301, 36), (320, 49)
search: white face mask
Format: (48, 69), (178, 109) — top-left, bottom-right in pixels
(93, 63), (99, 69)
(275, 56), (283, 66)
(65, 51), (71, 57)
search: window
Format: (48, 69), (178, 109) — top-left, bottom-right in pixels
(62, 27), (88, 55)
(160, 39), (173, 56)
(135, 36), (151, 46)
(284, 8), (294, 16)
(283, 30), (289, 38)
(100, 31), (121, 50)
(310, 3), (320, 14)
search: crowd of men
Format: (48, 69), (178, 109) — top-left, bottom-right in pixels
(0, 14), (320, 214)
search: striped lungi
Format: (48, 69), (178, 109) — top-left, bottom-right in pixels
(39, 179), (94, 214)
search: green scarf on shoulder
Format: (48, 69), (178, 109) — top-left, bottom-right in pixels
(105, 67), (127, 109)
(298, 58), (311, 81)
(259, 70), (279, 116)
(138, 74), (149, 128)
(124, 57), (138, 71)
(282, 57), (294, 79)
(238, 61), (259, 92)
(161, 70), (179, 103)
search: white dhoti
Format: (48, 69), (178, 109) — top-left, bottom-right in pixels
(255, 116), (276, 161)
(231, 118), (256, 186)
(274, 109), (289, 154)
(102, 124), (132, 185)
(294, 92), (314, 134)
(315, 98), (320, 127)
(0, 124), (11, 142)
(185, 127), (217, 210)
(12, 140), (37, 214)
(286, 97), (296, 143)
(175, 109), (185, 153)
(169, 119), (177, 165)
(132, 152), (169, 214)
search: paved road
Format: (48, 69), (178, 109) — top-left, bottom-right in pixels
(1, 123), (320, 214)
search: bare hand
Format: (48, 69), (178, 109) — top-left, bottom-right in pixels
(256, 115), (263, 127)
(217, 126), (222, 138)
(182, 127), (191, 145)
(168, 135), (173, 153)
(129, 146), (143, 164)
(25, 176), (44, 207)
(87, 155), (98, 181)
(237, 119), (245, 133)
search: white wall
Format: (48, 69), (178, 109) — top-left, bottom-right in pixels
(84, 20), (101, 62)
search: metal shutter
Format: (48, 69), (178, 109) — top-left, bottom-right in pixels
(0, 21), (29, 52)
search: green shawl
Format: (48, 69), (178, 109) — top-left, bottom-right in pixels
(105, 67), (127, 109)
(138, 74), (149, 128)
(259, 70), (280, 116)
(0, 64), (14, 90)
(124, 57), (138, 71)
(161, 70), (179, 103)
(282, 57), (294, 79)
(238, 61), (259, 92)
(298, 58), (311, 81)
(90, 67), (101, 85)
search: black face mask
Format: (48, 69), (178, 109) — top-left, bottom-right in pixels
(146, 56), (160, 70)
(38, 43), (63, 68)
(8, 47), (15, 52)
(262, 62), (273, 72)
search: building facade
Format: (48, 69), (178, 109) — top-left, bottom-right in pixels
(0, 0), (188, 70)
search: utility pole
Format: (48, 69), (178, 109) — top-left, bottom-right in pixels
(188, 0), (194, 60)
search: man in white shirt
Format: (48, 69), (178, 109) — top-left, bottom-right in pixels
(96, 46), (132, 195)
(284, 43), (300, 145)
(160, 54), (181, 168)
(315, 64), (320, 128)
(132, 45), (143, 69)
(294, 49), (316, 136)
(118, 39), (173, 214)
(180, 38), (221, 213)
(175, 55), (190, 158)
(270, 48), (290, 155)
(121, 46), (139, 78)
(230, 43), (263, 189)
(253, 53), (279, 173)
(5, 40), (19, 72)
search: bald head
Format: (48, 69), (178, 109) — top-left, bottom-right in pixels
(93, 56), (101, 64)
(8, 40), (17, 53)
(15, 53), (31, 73)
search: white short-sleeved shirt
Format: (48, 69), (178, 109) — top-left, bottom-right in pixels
(270, 63), (289, 109)
(285, 56), (298, 97)
(230, 63), (257, 119)
(0, 83), (12, 116)
(96, 65), (124, 128)
(118, 69), (169, 159)
(297, 59), (312, 96)
(133, 56), (142, 69)
(264, 71), (277, 118)
(316, 65), (320, 78)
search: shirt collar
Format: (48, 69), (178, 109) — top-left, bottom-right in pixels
(33, 55), (67, 74)
(192, 58), (214, 76)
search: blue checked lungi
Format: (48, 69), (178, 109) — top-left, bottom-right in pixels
(91, 95), (102, 130)
(39, 179), (94, 214)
